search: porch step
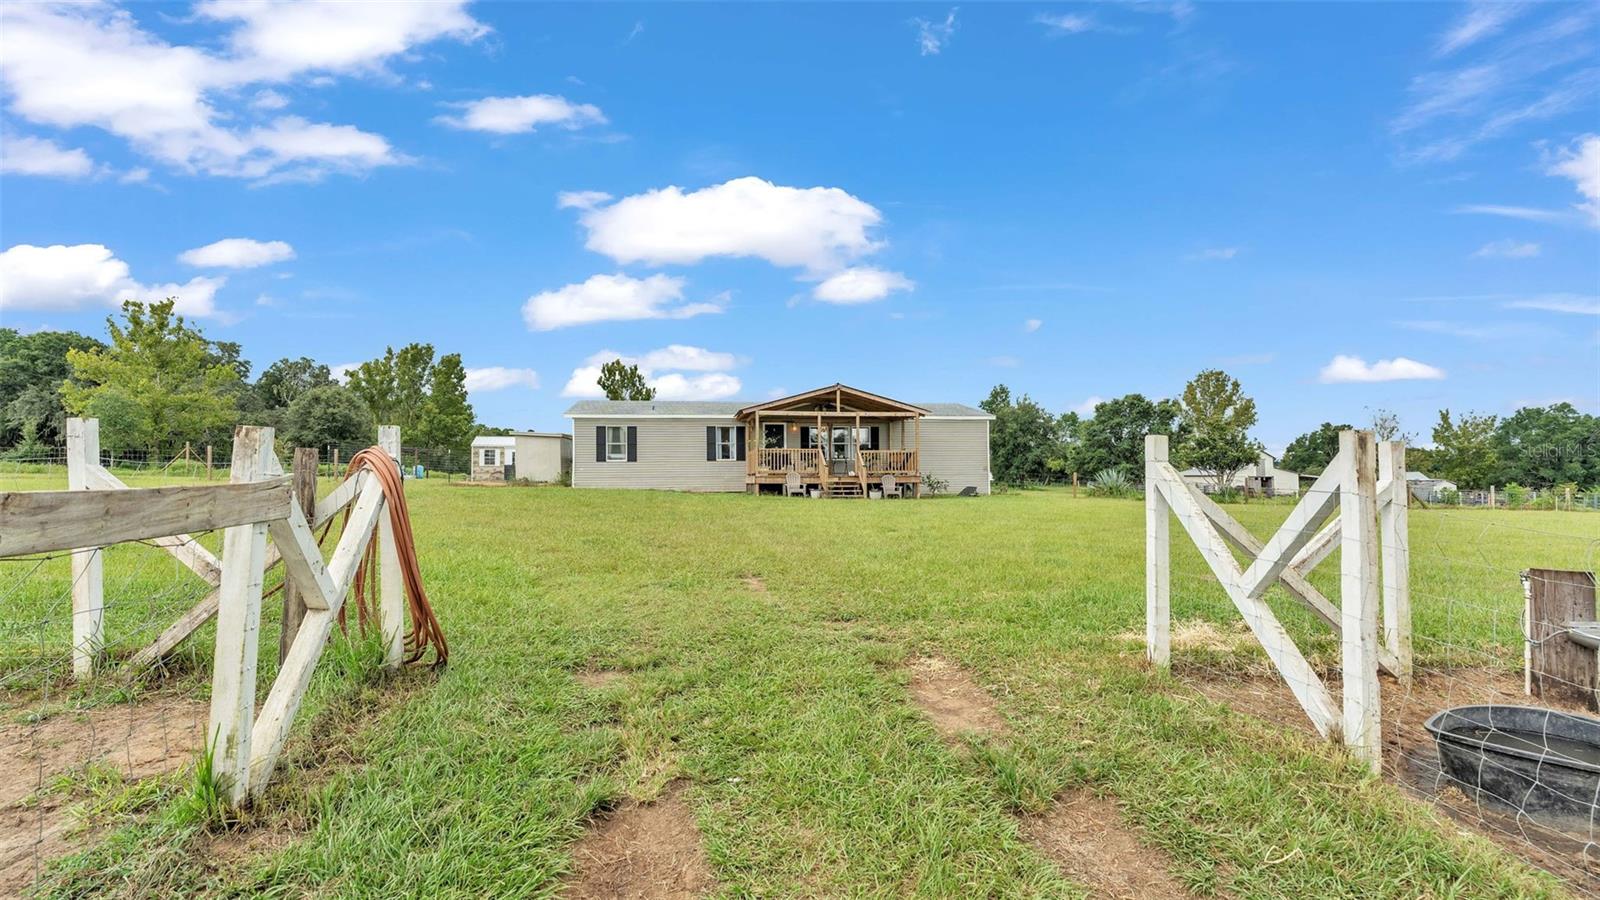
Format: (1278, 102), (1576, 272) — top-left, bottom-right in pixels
(825, 481), (865, 498)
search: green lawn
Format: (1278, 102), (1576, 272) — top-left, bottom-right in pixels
(5, 475), (1598, 898)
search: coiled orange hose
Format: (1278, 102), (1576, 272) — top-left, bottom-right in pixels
(336, 448), (448, 668)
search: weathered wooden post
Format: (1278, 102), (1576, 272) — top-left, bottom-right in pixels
(209, 426), (273, 804)
(1378, 441), (1411, 682)
(1340, 430), (1381, 772)
(205, 444), (214, 481)
(279, 448), (318, 664)
(1145, 434), (1171, 669)
(377, 426), (405, 668)
(1525, 569), (1600, 710)
(66, 418), (104, 678)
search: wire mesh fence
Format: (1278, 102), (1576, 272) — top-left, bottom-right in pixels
(0, 534), (240, 892)
(1159, 473), (1600, 894)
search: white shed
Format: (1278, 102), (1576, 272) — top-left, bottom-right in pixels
(1406, 471), (1457, 503)
(469, 433), (572, 483)
(1179, 451), (1301, 497)
(470, 436), (516, 481)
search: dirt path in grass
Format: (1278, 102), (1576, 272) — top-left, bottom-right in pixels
(1182, 662), (1600, 892)
(905, 655), (1198, 898)
(564, 780), (715, 899)
(0, 694), (206, 896)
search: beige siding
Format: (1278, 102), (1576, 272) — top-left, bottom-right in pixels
(513, 435), (571, 483)
(919, 418), (991, 495)
(571, 417), (748, 491)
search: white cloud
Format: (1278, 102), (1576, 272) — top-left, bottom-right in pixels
(119, 167), (151, 184)
(1472, 239), (1540, 258)
(1451, 203), (1573, 223)
(329, 362), (359, 383)
(464, 367), (540, 392)
(1505, 294), (1600, 315)
(1317, 355), (1446, 383)
(0, 243), (225, 317)
(195, 0), (487, 80)
(561, 346), (742, 399)
(179, 237), (295, 268)
(1436, 2), (1525, 57)
(250, 88), (289, 110)
(556, 190), (613, 210)
(0, 135), (95, 178)
(812, 267), (914, 304)
(914, 8), (957, 56)
(1034, 13), (1099, 35)
(0, 2), (479, 182)
(1185, 246), (1240, 261)
(521, 273), (724, 331)
(1024, 318), (1043, 332)
(1548, 133), (1600, 226)
(572, 177), (886, 274)
(436, 94), (606, 134)
(1073, 396), (1105, 416)
(1392, 10), (1599, 163)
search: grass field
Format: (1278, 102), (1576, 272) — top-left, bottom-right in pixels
(4, 473), (1598, 898)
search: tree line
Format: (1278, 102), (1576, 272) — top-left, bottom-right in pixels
(0, 299), (487, 464)
(982, 369), (1600, 491)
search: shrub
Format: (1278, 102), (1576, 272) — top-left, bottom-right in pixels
(1503, 482), (1528, 508)
(1085, 468), (1137, 499)
(921, 473), (949, 496)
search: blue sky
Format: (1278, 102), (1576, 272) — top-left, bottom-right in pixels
(1, 1), (1596, 452)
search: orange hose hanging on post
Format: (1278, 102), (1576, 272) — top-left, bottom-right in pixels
(336, 448), (448, 668)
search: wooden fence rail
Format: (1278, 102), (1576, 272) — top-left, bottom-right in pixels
(1145, 430), (1409, 772)
(0, 419), (409, 805)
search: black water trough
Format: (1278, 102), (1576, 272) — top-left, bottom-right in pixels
(1425, 705), (1600, 832)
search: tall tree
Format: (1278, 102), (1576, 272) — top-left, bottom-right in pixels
(0, 328), (105, 448)
(1070, 393), (1184, 477)
(980, 384), (1062, 485)
(1368, 408), (1409, 443)
(1280, 422), (1353, 475)
(1174, 369), (1260, 490)
(281, 385), (375, 449)
(597, 359), (656, 400)
(255, 357), (336, 409)
(345, 348), (399, 425)
(416, 353), (476, 453)
(393, 343), (436, 431)
(1431, 409), (1499, 489)
(60, 300), (241, 452)
(1491, 403), (1600, 487)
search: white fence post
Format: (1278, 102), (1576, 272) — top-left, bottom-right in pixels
(208, 425), (273, 804)
(376, 426), (404, 668)
(66, 418), (103, 678)
(1378, 441), (1411, 682)
(1145, 433), (1171, 669)
(1339, 429), (1381, 772)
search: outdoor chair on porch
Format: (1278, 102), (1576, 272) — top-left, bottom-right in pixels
(882, 474), (901, 499)
(785, 471), (806, 497)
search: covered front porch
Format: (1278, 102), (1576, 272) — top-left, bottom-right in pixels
(739, 384), (926, 498)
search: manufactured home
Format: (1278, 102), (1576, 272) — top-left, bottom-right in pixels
(564, 383), (992, 497)
(469, 432), (572, 483)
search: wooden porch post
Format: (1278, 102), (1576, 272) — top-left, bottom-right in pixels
(914, 415), (922, 498)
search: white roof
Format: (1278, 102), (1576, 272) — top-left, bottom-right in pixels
(470, 435), (516, 448)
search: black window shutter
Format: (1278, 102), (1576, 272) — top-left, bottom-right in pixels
(705, 426), (716, 461)
(800, 427), (811, 449)
(626, 426), (638, 462)
(736, 426), (747, 461)
(595, 425), (606, 462)
(870, 426), (880, 450)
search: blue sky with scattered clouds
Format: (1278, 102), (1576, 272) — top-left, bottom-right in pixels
(1, 1), (1596, 451)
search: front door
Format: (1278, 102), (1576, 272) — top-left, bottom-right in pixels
(830, 425), (854, 475)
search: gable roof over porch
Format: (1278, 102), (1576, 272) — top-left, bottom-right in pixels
(735, 383), (928, 419)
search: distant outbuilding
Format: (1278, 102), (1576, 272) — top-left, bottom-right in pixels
(470, 432), (572, 483)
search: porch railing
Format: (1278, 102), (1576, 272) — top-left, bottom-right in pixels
(754, 447), (824, 475)
(858, 449), (918, 476)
